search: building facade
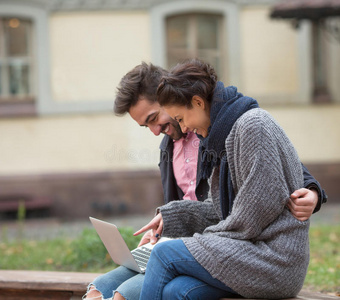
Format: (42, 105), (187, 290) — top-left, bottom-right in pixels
(0, 0), (339, 219)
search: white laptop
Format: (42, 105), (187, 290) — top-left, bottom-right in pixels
(89, 217), (171, 273)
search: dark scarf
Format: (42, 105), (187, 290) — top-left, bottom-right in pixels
(198, 82), (259, 218)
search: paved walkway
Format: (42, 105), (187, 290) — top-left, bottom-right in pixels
(1, 214), (154, 241)
(1, 204), (339, 242)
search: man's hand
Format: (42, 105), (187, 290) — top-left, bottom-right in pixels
(134, 213), (163, 245)
(287, 188), (318, 221)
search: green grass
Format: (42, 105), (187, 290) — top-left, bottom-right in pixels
(0, 226), (141, 273)
(0, 225), (339, 293)
(304, 225), (340, 294)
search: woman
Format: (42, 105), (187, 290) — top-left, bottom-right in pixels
(137, 59), (310, 299)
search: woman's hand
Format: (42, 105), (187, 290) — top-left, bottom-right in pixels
(137, 230), (153, 247)
(134, 213), (163, 245)
(287, 188), (318, 221)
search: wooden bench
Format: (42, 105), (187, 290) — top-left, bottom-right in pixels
(0, 270), (338, 300)
(0, 270), (100, 299)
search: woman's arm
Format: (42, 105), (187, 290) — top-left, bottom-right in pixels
(134, 198), (220, 239)
(159, 198), (220, 237)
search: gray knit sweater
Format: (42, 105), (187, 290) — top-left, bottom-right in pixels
(159, 108), (309, 299)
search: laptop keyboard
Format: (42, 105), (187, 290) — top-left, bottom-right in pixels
(131, 246), (152, 271)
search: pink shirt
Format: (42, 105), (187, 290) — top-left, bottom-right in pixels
(173, 132), (200, 201)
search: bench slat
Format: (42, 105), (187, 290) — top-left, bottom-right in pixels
(0, 270), (100, 294)
(1, 289), (73, 300)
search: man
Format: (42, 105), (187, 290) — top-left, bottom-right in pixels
(84, 62), (327, 300)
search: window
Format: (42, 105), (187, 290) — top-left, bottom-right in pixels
(0, 17), (35, 116)
(151, 1), (240, 87)
(166, 14), (224, 77)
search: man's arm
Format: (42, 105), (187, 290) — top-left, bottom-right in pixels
(288, 188), (318, 221)
(302, 163), (327, 213)
(288, 164), (327, 221)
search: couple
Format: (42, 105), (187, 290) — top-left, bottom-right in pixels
(84, 59), (327, 300)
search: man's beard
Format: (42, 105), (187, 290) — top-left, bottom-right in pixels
(162, 122), (183, 140)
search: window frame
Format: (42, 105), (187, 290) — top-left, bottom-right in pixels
(151, 0), (241, 86)
(0, 17), (35, 102)
(0, 1), (50, 118)
(166, 13), (225, 77)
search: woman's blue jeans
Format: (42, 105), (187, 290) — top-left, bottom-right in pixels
(85, 266), (144, 300)
(140, 239), (238, 300)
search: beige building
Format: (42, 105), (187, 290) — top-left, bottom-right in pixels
(0, 0), (339, 219)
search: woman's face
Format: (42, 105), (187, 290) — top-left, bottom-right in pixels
(164, 96), (211, 138)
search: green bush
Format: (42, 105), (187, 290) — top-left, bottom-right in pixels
(62, 227), (141, 272)
(62, 227), (110, 271)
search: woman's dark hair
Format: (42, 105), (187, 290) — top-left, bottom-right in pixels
(114, 62), (168, 115)
(157, 58), (218, 108)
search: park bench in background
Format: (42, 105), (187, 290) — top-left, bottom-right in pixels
(0, 195), (52, 218)
(0, 270), (338, 300)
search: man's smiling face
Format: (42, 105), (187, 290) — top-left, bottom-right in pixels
(129, 97), (183, 140)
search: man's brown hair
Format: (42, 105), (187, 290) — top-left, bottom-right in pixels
(114, 62), (168, 115)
